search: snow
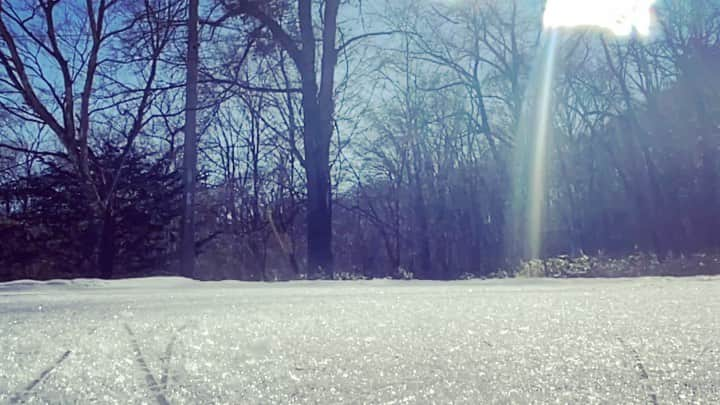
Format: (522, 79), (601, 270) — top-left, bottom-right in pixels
(1, 277), (719, 404)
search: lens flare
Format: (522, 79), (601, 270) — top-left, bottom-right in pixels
(526, 29), (559, 260)
(517, 1), (656, 260)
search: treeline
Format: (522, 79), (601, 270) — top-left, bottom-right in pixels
(0, 0), (718, 281)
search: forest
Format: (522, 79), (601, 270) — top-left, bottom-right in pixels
(0, 0), (718, 281)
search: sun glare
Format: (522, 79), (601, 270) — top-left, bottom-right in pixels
(543, 0), (656, 36)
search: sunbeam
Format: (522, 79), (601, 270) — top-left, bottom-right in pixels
(527, 29), (560, 260)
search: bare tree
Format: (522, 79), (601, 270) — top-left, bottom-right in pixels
(213, 0), (339, 277)
(0, 0), (182, 276)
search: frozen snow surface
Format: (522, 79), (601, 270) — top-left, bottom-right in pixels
(1, 277), (719, 404)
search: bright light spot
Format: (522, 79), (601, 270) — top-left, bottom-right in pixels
(543, 0), (656, 36)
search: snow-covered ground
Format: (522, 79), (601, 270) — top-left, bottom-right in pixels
(1, 277), (718, 404)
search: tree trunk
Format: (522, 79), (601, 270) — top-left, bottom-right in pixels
(303, 114), (334, 277)
(180, 0), (199, 278)
(409, 146), (432, 279)
(301, 0), (339, 279)
(98, 209), (116, 279)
